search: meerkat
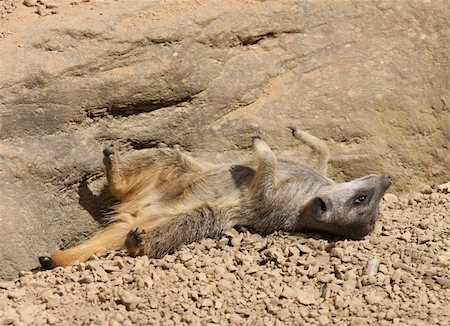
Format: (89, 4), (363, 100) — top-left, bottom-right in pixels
(39, 127), (392, 269)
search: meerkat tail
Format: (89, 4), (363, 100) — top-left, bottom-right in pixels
(40, 222), (131, 268)
(289, 126), (330, 175)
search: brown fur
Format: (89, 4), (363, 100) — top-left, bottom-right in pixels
(39, 127), (391, 269)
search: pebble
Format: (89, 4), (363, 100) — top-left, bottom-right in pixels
(317, 315), (329, 325)
(434, 277), (450, 288)
(281, 286), (298, 299)
(365, 293), (383, 305)
(18, 304), (42, 324)
(364, 259), (380, 277)
(23, 0), (38, 7)
(276, 308), (290, 320)
(296, 286), (316, 305)
(383, 193), (399, 207)
(350, 317), (368, 326)
(297, 244), (313, 254)
(330, 247), (345, 259)
(420, 185), (433, 194)
(119, 290), (140, 310)
(385, 309), (396, 321)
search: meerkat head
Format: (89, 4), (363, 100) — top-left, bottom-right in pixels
(301, 175), (392, 239)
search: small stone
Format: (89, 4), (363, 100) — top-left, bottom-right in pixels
(229, 313), (243, 324)
(18, 305), (41, 324)
(217, 279), (233, 293)
(330, 247), (345, 259)
(364, 259), (380, 277)
(419, 218), (432, 229)
(435, 277), (450, 289)
(7, 287), (26, 299)
(385, 309), (396, 321)
(343, 271), (357, 291)
(350, 317), (368, 326)
(0, 281), (14, 289)
(43, 1), (58, 8)
(317, 315), (329, 325)
(196, 272), (207, 282)
(383, 193), (399, 207)
(36, 4), (48, 16)
(178, 253), (192, 262)
(281, 286), (298, 299)
(316, 253), (330, 265)
(149, 297), (158, 309)
(288, 246), (300, 257)
(296, 286), (316, 305)
(119, 290), (140, 310)
(436, 182), (450, 193)
(201, 298), (213, 307)
(276, 308), (290, 320)
(297, 244), (313, 254)
(365, 293), (382, 305)
(79, 274), (94, 284)
(334, 296), (348, 309)
(46, 313), (58, 325)
(420, 185), (433, 194)
(23, 0), (37, 7)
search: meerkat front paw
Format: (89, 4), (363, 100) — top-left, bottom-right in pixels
(125, 228), (146, 256)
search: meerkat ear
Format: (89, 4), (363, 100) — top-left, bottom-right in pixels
(310, 196), (331, 221)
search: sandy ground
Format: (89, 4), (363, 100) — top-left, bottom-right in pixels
(0, 183), (449, 325)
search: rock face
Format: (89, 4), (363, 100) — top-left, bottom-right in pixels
(0, 0), (448, 279)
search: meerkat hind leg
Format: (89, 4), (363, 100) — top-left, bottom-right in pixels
(289, 126), (330, 175)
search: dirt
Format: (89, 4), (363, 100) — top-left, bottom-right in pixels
(0, 183), (449, 325)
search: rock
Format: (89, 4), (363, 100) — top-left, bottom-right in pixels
(343, 271), (357, 291)
(385, 309), (396, 321)
(297, 245), (313, 254)
(296, 286), (317, 305)
(17, 304), (42, 324)
(350, 317), (368, 326)
(217, 279), (233, 293)
(436, 182), (450, 193)
(330, 247), (345, 259)
(364, 259), (380, 277)
(281, 286), (298, 299)
(276, 309), (290, 321)
(364, 293), (383, 305)
(434, 277), (450, 289)
(420, 185), (433, 194)
(23, 0), (37, 7)
(315, 253), (330, 266)
(288, 246), (300, 258)
(229, 314), (243, 324)
(118, 290), (140, 310)
(317, 315), (329, 325)
(383, 193), (399, 207)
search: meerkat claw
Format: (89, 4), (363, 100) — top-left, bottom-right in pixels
(39, 256), (57, 270)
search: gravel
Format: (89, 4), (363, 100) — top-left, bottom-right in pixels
(0, 183), (449, 325)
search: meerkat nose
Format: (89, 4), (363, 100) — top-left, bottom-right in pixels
(384, 175), (392, 186)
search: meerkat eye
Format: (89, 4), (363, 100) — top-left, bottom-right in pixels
(353, 195), (367, 205)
